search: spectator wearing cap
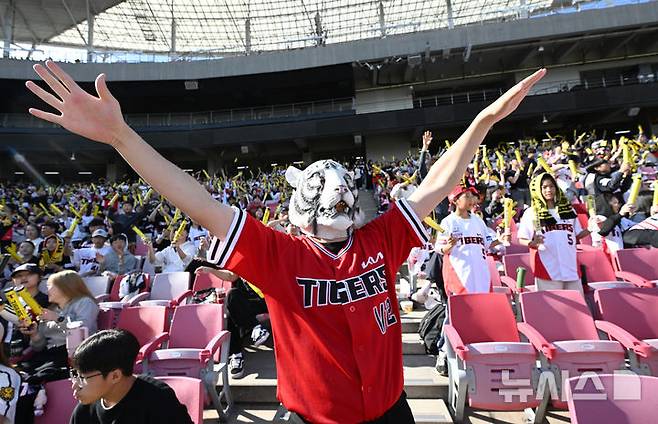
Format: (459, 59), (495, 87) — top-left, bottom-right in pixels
(73, 229), (112, 277)
(584, 157), (633, 196)
(1, 263), (50, 360)
(79, 218), (107, 248)
(98, 235), (138, 281)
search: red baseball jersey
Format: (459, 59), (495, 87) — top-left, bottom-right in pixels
(207, 198), (428, 423)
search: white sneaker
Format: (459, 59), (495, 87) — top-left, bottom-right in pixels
(436, 351), (448, 377)
(229, 353), (245, 379)
(251, 324), (270, 347)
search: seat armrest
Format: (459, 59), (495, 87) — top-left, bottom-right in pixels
(200, 330), (231, 364)
(137, 332), (169, 362)
(443, 324), (469, 361)
(615, 271), (654, 288)
(95, 294), (110, 302)
(594, 320), (652, 358)
(173, 290), (194, 306)
(125, 292), (150, 306)
(499, 275), (524, 294)
(517, 322), (556, 360)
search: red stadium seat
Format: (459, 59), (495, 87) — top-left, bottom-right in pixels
(135, 272), (192, 307)
(192, 271), (233, 293)
(34, 379), (79, 424)
(566, 373), (658, 424)
(444, 293), (540, 422)
(155, 376), (205, 424)
(141, 304), (232, 420)
(519, 290), (626, 410)
(612, 248), (658, 285)
(595, 287), (658, 376)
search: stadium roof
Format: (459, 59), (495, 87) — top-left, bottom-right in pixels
(1, 0), (649, 58)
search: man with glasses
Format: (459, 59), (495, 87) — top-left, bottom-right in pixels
(69, 329), (192, 424)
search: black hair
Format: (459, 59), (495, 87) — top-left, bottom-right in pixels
(88, 218), (105, 228)
(110, 234), (127, 243)
(72, 329), (139, 377)
(41, 220), (59, 230)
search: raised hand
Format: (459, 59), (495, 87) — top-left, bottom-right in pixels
(26, 60), (126, 146)
(422, 131), (433, 150)
(481, 68), (546, 124)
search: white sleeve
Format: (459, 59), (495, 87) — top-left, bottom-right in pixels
(434, 216), (452, 253)
(517, 208), (535, 240)
(574, 216), (583, 234)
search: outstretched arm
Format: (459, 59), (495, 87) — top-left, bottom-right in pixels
(26, 61), (235, 240)
(407, 69), (546, 219)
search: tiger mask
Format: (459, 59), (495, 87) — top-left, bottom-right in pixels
(285, 160), (364, 242)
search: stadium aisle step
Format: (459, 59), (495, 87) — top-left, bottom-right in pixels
(401, 309), (425, 333)
(203, 399), (454, 423)
(220, 348), (448, 403)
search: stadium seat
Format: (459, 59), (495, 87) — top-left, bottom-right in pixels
(566, 373), (658, 424)
(97, 273), (152, 329)
(502, 253), (536, 292)
(34, 379), (79, 424)
(518, 290), (626, 410)
(595, 287), (658, 376)
(192, 271), (233, 293)
(612, 248), (658, 286)
(141, 303), (232, 420)
(82, 275), (111, 299)
(136, 271), (192, 307)
(155, 376), (204, 424)
(117, 305), (170, 370)
(444, 293), (541, 423)
(486, 256), (513, 296)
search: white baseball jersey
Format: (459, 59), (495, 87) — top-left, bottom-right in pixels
(73, 245), (112, 275)
(435, 213), (495, 294)
(590, 215), (634, 254)
(518, 207), (582, 281)
(0, 364), (19, 423)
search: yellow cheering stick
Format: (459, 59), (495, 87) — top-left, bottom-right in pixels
(483, 155), (493, 171)
(402, 171), (417, 185)
(91, 183), (97, 192)
(638, 125), (644, 135)
(262, 207), (271, 225)
(5, 244), (23, 263)
(495, 151), (505, 170)
(652, 181), (658, 208)
(627, 174), (643, 205)
(144, 188), (153, 202)
(131, 226), (149, 243)
(537, 157), (554, 176)
(202, 169), (211, 180)
(585, 147), (593, 155)
(371, 164), (383, 175)
(108, 193), (119, 206)
(231, 171), (243, 180)
(136, 191), (143, 207)
(575, 132), (586, 144)
(15, 286), (43, 316)
(514, 149), (524, 170)
(68, 204), (81, 219)
(92, 204), (100, 217)
(4, 289), (31, 325)
(502, 198), (515, 246)
(173, 220), (187, 244)
(39, 203), (53, 218)
(585, 195), (597, 219)
(172, 208), (181, 224)
(444, 140), (451, 150)
(66, 218), (79, 237)
(568, 160), (579, 180)
(423, 216), (445, 233)
(49, 204), (64, 216)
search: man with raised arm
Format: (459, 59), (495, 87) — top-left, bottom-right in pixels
(27, 61), (545, 424)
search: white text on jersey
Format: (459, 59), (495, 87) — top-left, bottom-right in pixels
(297, 265), (388, 308)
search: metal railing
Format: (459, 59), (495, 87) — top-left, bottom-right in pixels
(413, 73), (657, 108)
(0, 97), (355, 129)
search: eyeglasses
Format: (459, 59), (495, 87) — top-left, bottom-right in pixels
(69, 369), (103, 387)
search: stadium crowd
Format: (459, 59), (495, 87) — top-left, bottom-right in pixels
(1, 125), (658, 422)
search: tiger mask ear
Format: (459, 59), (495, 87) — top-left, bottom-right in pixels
(285, 166), (303, 188)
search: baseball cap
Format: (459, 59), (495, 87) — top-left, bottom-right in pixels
(92, 229), (109, 239)
(448, 185), (478, 204)
(11, 263), (42, 278)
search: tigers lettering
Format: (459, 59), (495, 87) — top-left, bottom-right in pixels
(297, 265), (388, 308)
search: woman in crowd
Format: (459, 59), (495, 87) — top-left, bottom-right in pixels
(518, 173), (590, 291)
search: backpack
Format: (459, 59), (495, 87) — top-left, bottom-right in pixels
(190, 287), (224, 304)
(417, 302), (446, 355)
(118, 272), (146, 300)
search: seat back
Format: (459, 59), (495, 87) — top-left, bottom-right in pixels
(520, 290), (598, 341)
(117, 305), (169, 346)
(34, 379), (79, 424)
(448, 293), (520, 343)
(577, 249), (616, 282)
(151, 272), (190, 301)
(614, 248), (658, 280)
(502, 253), (534, 287)
(595, 287), (658, 340)
(82, 276), (110, 297)
(486, 256), (502, 287)
(192, 272), (233, 292)
(168, 304), (225, 349)
(567, 373), (658, 424)
(109, 273), (151, 302)
(155, 376), (204, 424)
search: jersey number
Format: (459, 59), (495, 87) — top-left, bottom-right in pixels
(373, 298), (398, 335)
(567, 233), (574, 245)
